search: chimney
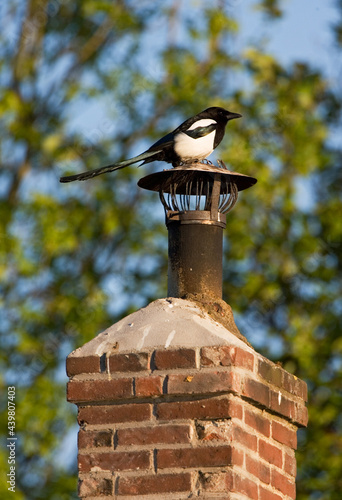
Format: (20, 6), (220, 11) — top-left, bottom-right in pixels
(67, 162), (308, 499)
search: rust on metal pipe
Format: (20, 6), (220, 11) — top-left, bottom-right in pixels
(167, 216), (223, 298)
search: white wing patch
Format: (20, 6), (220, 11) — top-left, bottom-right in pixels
(174, 129), (216, 161)
(187, 118), (217, 130)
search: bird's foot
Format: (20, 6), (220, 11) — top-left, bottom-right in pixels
(217, 159), (229, 170)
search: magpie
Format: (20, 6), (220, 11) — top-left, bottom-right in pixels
(59, 107), (241, 183)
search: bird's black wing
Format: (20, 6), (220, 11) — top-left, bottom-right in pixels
(184, 123), (217, 139)
(139, 131), (177, 164)
(143, 108), (217, 154)
(146, 131), (176, 150)
(148, 112), (210, 147)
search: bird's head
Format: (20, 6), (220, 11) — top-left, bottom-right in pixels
(202, 106), (242, 124)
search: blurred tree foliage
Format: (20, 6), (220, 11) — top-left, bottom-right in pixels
(0, 0), (341, 498)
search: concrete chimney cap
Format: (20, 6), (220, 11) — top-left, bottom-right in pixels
(69, 297), (254, 358)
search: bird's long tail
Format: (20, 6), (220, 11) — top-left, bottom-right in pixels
(59, 150), (161, 183)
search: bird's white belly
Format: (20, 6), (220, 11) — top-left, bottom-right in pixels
(174, 130), (215, 161)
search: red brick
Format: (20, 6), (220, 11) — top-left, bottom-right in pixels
(233, 473), (258, 500)
(245, 408), (271, 437)
(157, 446), (231, 469)
(78, 450), (150, 472)
(68, 379), (132, 403)
(118, 472), (192, 496)
(78, 403), (152, 425)
(200, 346), (233, 367)
(157, 397), (233, 421)
(228, 399), (244, 420)
(283, 371), (308, 401)
(196, 420), (231, 442)
(270, 390), (296, 421)
(108, 352), (149, 372)
(295, 401), (309, 427)
(272, 421), (297, 449)
(271, 468), (296, 498)
(242, 378), (270, 408)
(78, 476), (112, 497)
(259, 485), (282, 500)
(135, 375), (163, 397)
(284, 451), (297, 477)
(200, 346), (255, 371)
(233, 347), (255, 370)
(258, 358), (283, 387)
(200, 471), (233, 492)
(117, 424), (192, 446)
(167, 371), (240, 395)
(245, 453), (270, 484)
(233, 425), (258, 452)
(259, 439), (282, 468)
(231, 447), (244, 467)
(78, 429), (113, 449)
(153, 348), (196, 370)
(66, 355), (101, 376)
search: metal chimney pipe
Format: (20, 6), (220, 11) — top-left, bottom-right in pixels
(167, 215), (224, 298)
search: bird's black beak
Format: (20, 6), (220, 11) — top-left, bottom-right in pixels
(227, 112), (242, 121)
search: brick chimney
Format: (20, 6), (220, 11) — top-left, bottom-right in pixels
(67, 298), (307, 499)
(66, 163), (308, 498)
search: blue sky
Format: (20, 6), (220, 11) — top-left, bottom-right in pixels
(240, 0), (338, 76)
